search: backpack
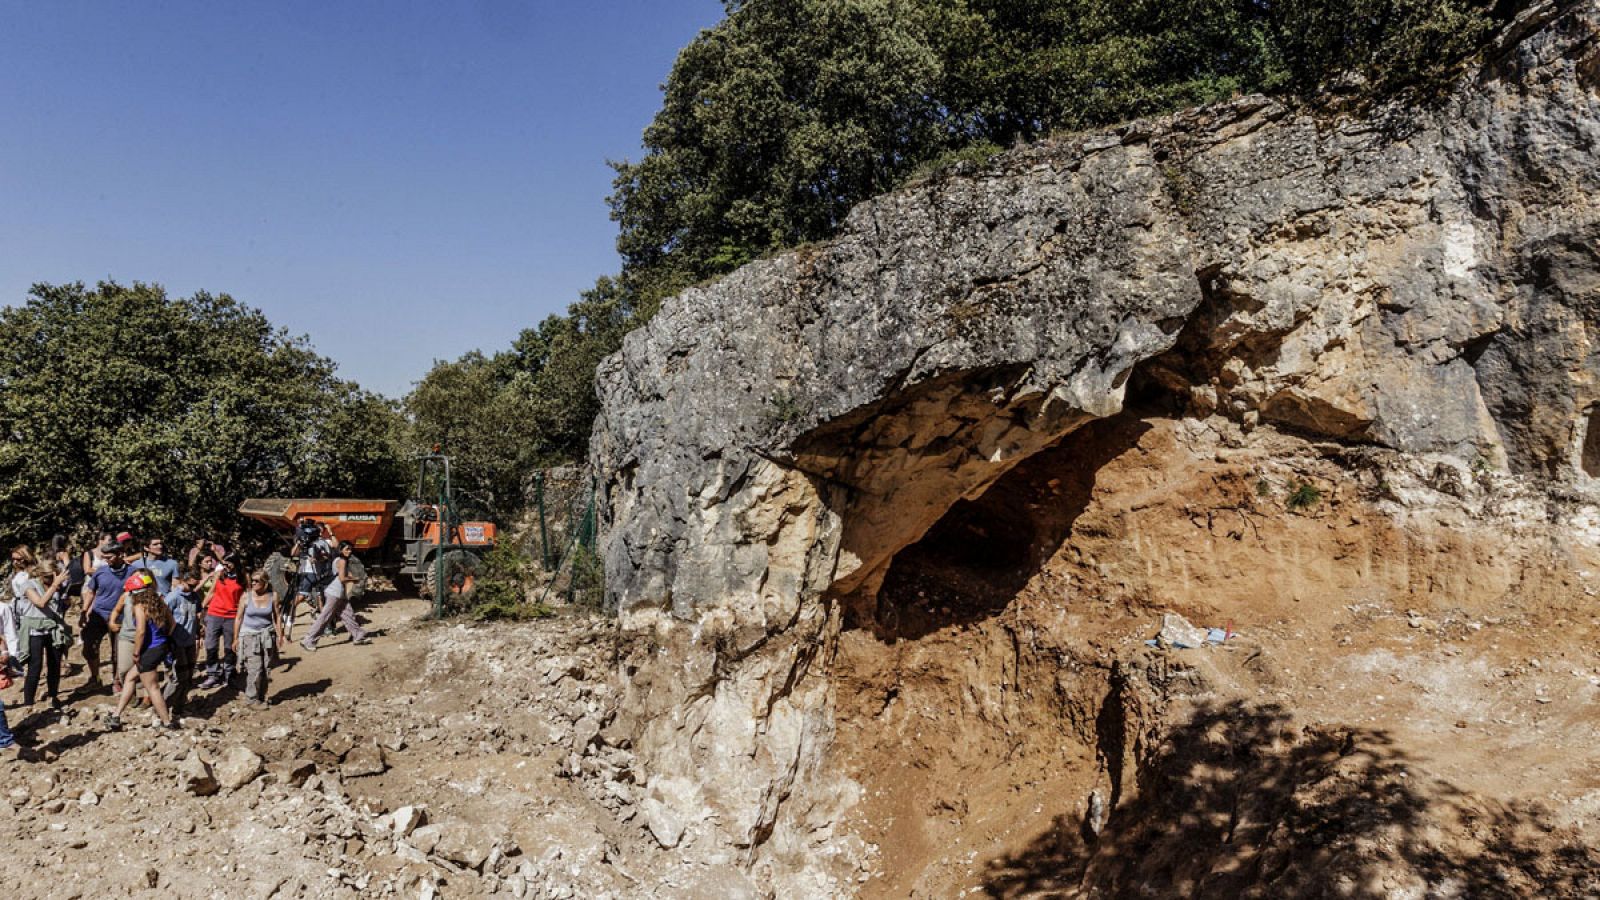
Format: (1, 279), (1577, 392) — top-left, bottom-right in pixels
(264, 552), (291, 599)
(312, 541), (336, 586)
(344, 556), (369, 600)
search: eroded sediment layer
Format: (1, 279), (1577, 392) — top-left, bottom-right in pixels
(589, 2), (1600, 890)
(835, 411), (1600, 895)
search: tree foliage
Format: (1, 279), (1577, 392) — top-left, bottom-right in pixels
(504, 277), (642, 463)
(411, 0), (1510, 497)
(612, 0), (1504, 294)
(404, 352), (534, 522)
(610, 0), (956, 295)
(403, 276), (643, 520)
(0, 281), (408, 544)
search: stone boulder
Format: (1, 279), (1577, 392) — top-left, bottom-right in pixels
(215, 746), (264, 792)
(340, 744), (387, 779)
(177, 752), (218, 797)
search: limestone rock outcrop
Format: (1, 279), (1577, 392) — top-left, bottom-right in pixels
(590, 0), (1600, 884)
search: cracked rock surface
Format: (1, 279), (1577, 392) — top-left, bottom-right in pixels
(591, 1), (1600, 889)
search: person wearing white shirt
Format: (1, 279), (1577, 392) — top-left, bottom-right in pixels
(1, 547), (28, 670)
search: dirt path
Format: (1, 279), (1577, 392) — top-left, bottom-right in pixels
(11, 589), (427, 741)
(0, 591), (673, 900)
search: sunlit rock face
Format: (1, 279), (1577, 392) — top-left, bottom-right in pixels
(589, 2), (1600, 889)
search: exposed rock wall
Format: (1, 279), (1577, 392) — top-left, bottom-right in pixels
(589, 0), (1600, 886)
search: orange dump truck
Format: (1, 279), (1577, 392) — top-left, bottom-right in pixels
(237, 498), (400, 550)
(239, 496), (495, 599)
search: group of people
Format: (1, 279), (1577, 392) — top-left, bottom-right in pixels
(0, 521), (372, 752)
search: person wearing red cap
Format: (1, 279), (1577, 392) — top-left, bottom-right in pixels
(102, 571), (179, 731)
(108, 542), (154, 693)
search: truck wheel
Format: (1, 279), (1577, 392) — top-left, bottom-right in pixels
(422, 550), (480, 605)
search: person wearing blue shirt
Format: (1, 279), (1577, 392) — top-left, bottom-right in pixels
(165, 574), (198, 635)
(162, 569), (200, 718)
(80, 541), (133, 690)
(137, 538), (179, 595)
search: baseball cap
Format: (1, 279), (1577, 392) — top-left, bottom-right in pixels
(115, 531), (135, 544)
(123, 571), (155, 592)
(99, 540), (123, 555)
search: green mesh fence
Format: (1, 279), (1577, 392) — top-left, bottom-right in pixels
(530, 468), (600, 606)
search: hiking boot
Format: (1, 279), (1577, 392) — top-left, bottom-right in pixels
(351, 636), (371, 646)
(299, 639), (316, 653)
(197, 676), (221, 690)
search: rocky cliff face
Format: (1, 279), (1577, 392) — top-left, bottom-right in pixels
(590, 2), (1600, 891)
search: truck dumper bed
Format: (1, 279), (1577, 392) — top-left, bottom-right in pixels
(238, 498), (400, 550)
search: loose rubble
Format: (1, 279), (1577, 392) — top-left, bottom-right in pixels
(0, 594), (807, 899)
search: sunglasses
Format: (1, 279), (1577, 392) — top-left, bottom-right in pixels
(9, 557), (24, 564)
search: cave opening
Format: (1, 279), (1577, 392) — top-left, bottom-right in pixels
(851, 345), (1206, 643)
(858, 411), (1153, 641)
(828, 407), (1166, 900)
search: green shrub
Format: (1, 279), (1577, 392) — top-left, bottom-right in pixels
(1286, 481), (1323, 511)
(765, 392), (809, 427)
(471, 582), (553, 622)
(567, 544), (606, 610)
(461, 543), (552, 621)
(905, 141), (1005, 185)
(1161, 162), (1201, 216)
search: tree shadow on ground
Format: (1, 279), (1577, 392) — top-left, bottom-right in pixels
(981, 700), (1599, 899)
(180, 681), (241, 720)
(271, 678), (330, 704)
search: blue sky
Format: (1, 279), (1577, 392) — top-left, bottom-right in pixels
(0, 1), (726, 397)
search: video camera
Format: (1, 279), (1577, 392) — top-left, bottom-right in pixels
(294, 519), (322, 554)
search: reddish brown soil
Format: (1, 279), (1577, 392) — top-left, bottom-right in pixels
(831, 414), (1600, 898)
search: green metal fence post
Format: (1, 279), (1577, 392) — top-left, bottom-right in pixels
(535, 471), (551, 569)
(434, 457), (448, 619)
(579, 486), (595, 551)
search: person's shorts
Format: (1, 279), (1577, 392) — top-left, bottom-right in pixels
(137, 642), (168, 674)
(295, 573), (320, 597)
(81, 612), (110, 648)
